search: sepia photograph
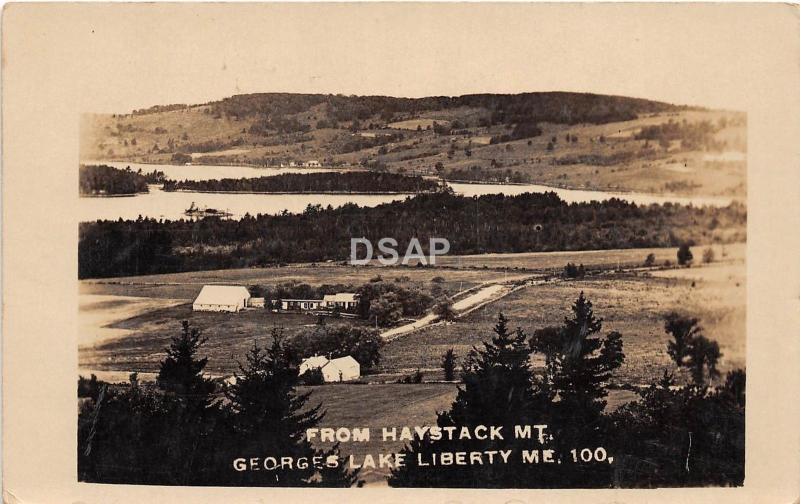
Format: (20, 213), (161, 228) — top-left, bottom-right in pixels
(4, 3), (799, 501)
(76, 30), (746, 491)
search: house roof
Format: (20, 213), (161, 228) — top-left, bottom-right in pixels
(300, 355), (329, 369)
(300, 355), (359, 371)
(328, 356), (359, 368)
(323, 293), (357, 303)
(193, 285), (251, 305)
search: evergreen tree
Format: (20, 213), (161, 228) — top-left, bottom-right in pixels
(222, 330), (359, 487)
(155, 321), (220, 484)
(389, 313), (545, 487)
(528, 292), (624, 487)
(441, 348), (457, 381)
(664, 313), (721, 386)
(157, 320), (216, 407)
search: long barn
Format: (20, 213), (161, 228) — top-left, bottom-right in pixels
(192, 285), (251, 312)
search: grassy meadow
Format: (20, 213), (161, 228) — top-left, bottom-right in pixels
(381, 261), (745, 386)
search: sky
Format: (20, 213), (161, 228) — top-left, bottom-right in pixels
(10, 3), (792, 113)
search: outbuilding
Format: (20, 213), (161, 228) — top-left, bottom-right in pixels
(299, 355), (361, 382)
(192, 285), (251, 312)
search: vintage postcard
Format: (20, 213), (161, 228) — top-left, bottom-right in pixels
(3, 3), (799, 503)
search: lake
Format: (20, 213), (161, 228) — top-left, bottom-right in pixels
(79, 162), (734, 222)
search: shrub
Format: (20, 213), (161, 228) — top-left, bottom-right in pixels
(299, 367), (325, 385)
(677, 243), (693, 266)
(441, 349), (457, 381)
(398, 369), (423, 384)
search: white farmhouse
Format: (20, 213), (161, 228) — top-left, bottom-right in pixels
(299, 355), (361, 382)
(192, 285), (251, 312)
(323, 293), (358, 311)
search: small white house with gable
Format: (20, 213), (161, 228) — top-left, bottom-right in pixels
(192, 285), (251, 312)
(299, 355), (360, 382)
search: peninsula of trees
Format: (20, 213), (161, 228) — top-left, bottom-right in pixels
(79, 164), (150, 196)
(162, 171), (442, 194)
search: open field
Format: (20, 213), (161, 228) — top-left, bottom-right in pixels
(79, 264), (514, 300)
(381, 261), (745, 386)
(411, 243), (745, 272)
(79, 304), (368, 374)
(299, 383), (457, 485)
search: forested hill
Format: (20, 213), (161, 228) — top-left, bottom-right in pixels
(78, 192), (746, 278)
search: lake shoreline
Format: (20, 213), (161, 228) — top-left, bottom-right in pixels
(80, 191), (149, 198)
(164, 188), (435, 196)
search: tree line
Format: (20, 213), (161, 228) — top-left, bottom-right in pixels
(78, 192), (746, 278)
(210, 92), (682, 127)
(162, 171), (442, 194)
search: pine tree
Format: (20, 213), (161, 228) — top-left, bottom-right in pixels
(551, 293), (624, 419)
(157, 320), (216, 407)
(155, 321), (220, 484)
(222, 330), (359, 487)
(389, 313), (544, 487)
(441, 348), (457, 381)
(528, 292), (624, 487)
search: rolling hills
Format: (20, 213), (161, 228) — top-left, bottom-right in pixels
(81, 92), (746, 197)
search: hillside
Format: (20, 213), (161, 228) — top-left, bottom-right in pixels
(81, 92), (746, 197)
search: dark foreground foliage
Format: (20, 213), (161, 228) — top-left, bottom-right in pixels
(78, 192), (746, 278)
(388, 294), (744, 488)
(78, 323), (359, 487)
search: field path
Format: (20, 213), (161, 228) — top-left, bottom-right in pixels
(381, 283), (515, 340)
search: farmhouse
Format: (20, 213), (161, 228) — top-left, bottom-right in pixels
(323, 293), (358, 311)
(299, 355), (361, 382)
(281, 299), (325, 311)
(279, 293), (358, 312)
(192, 285), (251, 312)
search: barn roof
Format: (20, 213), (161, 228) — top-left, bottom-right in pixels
(323, 293), (358, 303)
(193, 285), (251, 305)
(328, 356), (359, 368)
